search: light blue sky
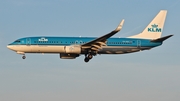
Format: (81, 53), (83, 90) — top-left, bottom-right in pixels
(0, 0), (180, 101)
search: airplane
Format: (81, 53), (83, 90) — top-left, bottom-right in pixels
(7, 10), (173, 62)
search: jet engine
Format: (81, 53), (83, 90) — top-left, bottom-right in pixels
(64, 46), (81, 54)
(60, 45), (81, 59)
(60, 53), (80, 59)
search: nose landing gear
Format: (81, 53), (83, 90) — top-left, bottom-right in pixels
(22, 55), (26, 59)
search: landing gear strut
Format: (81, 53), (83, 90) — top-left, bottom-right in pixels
(22, 55), (26, 59)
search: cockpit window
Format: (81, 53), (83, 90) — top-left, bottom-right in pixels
(14, 40), (21, 43)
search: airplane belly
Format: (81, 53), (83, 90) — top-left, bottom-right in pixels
(8, 45), (30, 52)
(13, 45), (65, 53)
(98, 46), (140, 54)
(30, 45), (65, 53)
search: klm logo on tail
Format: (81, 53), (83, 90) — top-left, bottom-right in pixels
(148, 24), (161, 32)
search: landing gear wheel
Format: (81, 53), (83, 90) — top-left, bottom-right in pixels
(87, 54), (93, 59)
(84, 58), (89, 62)
(22, 55), (26, 59)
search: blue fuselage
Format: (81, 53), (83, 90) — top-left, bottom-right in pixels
(8, 37), (162, 54)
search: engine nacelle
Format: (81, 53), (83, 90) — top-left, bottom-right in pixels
(60, 53), (79, 59)
(65, 46), (81, 54)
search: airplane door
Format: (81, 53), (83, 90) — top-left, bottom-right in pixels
(26, 38), (31, 45)
(137, 40), (141, 48)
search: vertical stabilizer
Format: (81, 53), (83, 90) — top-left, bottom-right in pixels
(129, 10), (167, 39)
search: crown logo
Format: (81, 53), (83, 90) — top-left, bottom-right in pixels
(151, 24), (158, 28)
(148, 24), (161, 32)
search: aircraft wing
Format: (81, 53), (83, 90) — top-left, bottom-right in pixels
(81, 19), (124, 51)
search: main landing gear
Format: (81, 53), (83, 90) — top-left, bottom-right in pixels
(84, 54), (93, 63)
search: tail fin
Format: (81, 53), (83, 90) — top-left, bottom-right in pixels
(129, 10), (167, 39)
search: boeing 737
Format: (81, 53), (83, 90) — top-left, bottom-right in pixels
(7, 10), (173, 62)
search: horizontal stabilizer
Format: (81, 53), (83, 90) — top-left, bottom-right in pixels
(151, 35), (173, 42)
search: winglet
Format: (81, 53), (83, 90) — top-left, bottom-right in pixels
(115, 19), (124, 32)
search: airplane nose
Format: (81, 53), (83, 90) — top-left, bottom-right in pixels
(7, 45), (13, 50)
(7, 45), (10, 49)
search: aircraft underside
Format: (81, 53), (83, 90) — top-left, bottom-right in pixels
(11, 45), (151, 62)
